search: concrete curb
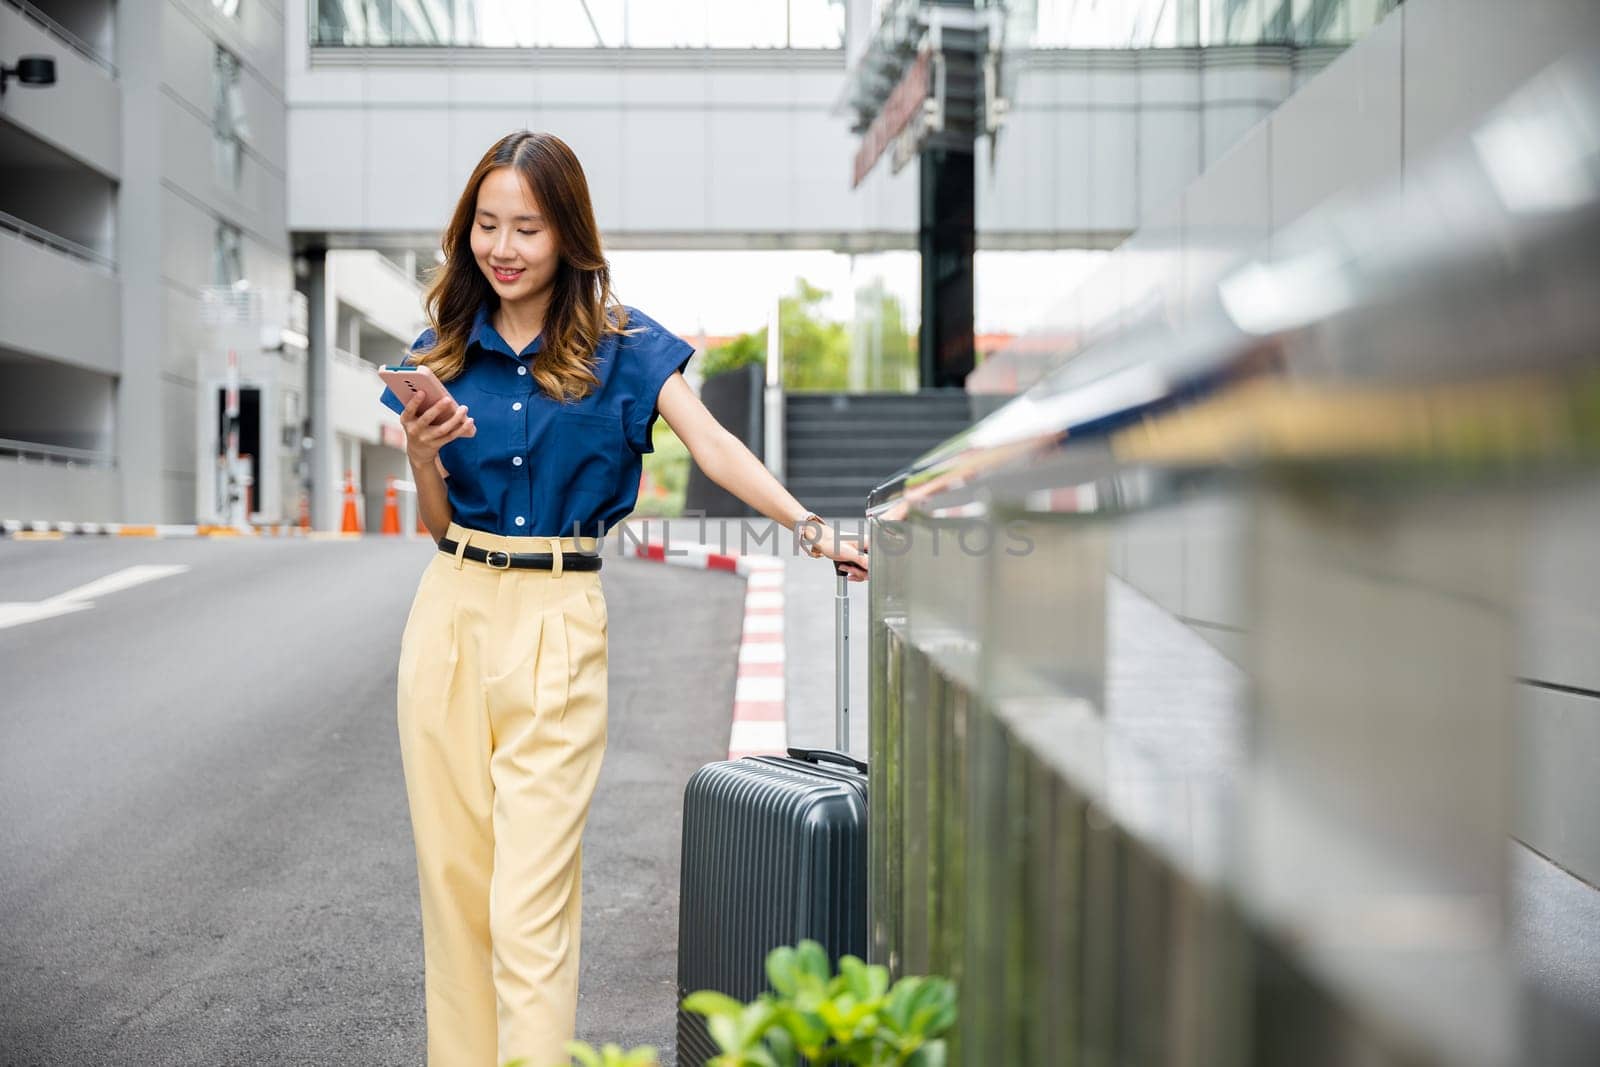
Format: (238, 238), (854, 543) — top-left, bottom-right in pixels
(2, 520), (312, 538)
(621, 537), (790, 761)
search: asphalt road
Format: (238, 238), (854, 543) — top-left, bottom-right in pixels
(0, 536), (744, 1066)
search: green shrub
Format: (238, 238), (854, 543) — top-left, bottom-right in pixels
(701, 332), (767, 380)
(504, 1042), (662, 1067)
(683, 939), (956, 1067)
(507, 940), (955, 1067)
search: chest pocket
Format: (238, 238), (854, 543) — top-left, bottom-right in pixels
(541, 410), (624, 506)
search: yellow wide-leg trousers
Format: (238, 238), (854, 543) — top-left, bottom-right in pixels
(396, 521), (609, 1067)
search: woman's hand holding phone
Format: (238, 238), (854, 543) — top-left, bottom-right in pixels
(402, 392), (476, 467)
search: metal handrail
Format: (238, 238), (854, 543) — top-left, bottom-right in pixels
(0, 209), (117, 272)
(2, 0), (118, 76)
(0, 437), (116, 468)
(867, 54), (1600, 520)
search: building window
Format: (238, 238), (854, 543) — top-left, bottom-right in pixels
(1018, 0), (1401, 49)
(212, 45), (249, 189)
(309, 0), (846, 49)
(214, 222), (245, 286)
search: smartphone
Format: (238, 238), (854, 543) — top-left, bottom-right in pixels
(379, 364), (475, 436)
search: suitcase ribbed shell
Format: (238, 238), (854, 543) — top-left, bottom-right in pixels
(676, 754), (868, 1065)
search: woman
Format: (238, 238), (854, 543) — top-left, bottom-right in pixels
(378, 130), (869, 1067)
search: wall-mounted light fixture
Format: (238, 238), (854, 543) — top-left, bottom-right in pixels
(1, 55), (56, 96)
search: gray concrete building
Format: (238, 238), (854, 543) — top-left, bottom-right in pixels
(1, 0), (294, 524)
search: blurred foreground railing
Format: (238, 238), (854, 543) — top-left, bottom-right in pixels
(864, 54), (1600, 1067)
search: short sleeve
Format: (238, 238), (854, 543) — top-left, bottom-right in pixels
(621, 312), (695, 454)
(378, 328), (436, 415)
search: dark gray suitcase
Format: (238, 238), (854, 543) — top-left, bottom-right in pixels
(676, 565), (867, 1066)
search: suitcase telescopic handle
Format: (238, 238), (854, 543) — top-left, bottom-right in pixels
(786, 747), (868, 774)
(834, 568), (850, 754)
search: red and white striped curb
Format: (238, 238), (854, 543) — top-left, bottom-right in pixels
(622, 538), (777, 578)
(623, 538), (789, 761)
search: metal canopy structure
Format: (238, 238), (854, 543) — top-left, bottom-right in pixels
(841, 0), (1007, 187)
(840, 0), (1009, 390)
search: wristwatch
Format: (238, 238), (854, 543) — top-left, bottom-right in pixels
(794, 509), (826, 558)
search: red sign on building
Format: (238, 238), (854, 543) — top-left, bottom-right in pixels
(851, 47), (933, 189)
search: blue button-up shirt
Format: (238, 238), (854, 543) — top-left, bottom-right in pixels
(379, 302), (694, 538)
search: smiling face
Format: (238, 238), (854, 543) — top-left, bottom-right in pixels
(469, 165), (560, 303)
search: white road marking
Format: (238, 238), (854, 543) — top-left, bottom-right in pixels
(43, 565), (190, 605)
(1, 565), (190, 631)
(0, 601), (95, 631)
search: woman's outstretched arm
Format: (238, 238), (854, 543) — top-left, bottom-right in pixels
(656, 372), (869, 580)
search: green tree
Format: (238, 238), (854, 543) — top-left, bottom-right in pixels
(698, 278), (855, 392)
(779, 279), (851, 391)
(851, 279), (918, 392)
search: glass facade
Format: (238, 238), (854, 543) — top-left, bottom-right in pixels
(988, 0), (1401, 49)
(310, 0), (845, 49)
(848, 251), (921, 393)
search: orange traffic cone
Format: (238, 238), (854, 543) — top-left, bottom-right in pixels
(340, 470), (362, 534)
(381, 476), (401, 536)
(298, 492), (311, 533)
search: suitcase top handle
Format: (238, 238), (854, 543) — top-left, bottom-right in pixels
(786, 747), (868, 775)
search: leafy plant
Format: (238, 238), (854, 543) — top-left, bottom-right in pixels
(700, 330), (767, 379)
(500, 940), (955, 1067)
(682, 939), (957, 1067)
(502, 1040), (660, 1067)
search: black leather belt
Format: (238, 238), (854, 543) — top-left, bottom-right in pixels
(437, 537), (603, 571)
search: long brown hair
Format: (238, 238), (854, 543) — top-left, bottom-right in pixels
(413, 131), (639, 401)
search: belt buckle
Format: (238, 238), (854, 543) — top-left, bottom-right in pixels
(484, 549), (512, 570)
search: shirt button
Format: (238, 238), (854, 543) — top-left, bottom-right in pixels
(512, 456), (523, 466)
(514, 516), (525, 527)
(517, 366), (527, 376)
(512, 401), (522, 411)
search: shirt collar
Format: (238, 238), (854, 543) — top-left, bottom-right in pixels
(470, 301), (543, 361)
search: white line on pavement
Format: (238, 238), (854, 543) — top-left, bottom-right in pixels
(0, 565), (191, 630)
(43, 565), (191, 606)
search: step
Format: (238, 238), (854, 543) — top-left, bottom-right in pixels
(786, 390), (971, 406)
(787, 442), (954, 462)
(788, 439), (942, 456)
(785, 402), (972, 416)
(784, 480), (899, 499)
(788, 456), (926, 473)
(785, 407), (973, 423)
(785, 423), (967, 441)
(785, 412), (972, 427)
(790, 447), (934, 463)
(786, 414), (969, 429)
(787, 457), (936, 476)
(787, 434), (952, 453)
(787, 448), (933, 467)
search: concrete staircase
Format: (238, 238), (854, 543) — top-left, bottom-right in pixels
(784, 390), (974, 518)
